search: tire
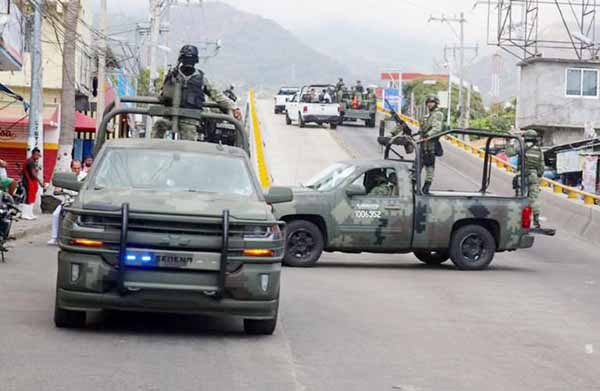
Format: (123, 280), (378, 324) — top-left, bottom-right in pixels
(274, 108), (278, 115)
(449, 225), (496, 270)
(299, 114), (305, 128)
(54, 296), (86, 328)
(330, 123), (337, 130)
(368, 117), (376, 128)
(244, 317), (277, 335)
(414, 249), (450, 265)
(285, 113), (292, 125)
(283, 220), (324, 267)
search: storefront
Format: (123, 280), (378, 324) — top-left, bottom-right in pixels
(0, 103), (59, 183)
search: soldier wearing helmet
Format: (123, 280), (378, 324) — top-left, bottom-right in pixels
(419, 94), (444, 194)
(153, 45), (241, 140)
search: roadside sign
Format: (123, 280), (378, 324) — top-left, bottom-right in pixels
(383, 88), (401, 112)
(437, 91), (449, 109)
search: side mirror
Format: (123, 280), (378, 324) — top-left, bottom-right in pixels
(52, 173), (82, 192)
(265, 186), (293, 204)
(346, 184), (366, 197)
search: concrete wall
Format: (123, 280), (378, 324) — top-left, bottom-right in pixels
(517, 58), (600, 145)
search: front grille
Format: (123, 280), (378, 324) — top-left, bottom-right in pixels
(79, 215), (245, 236)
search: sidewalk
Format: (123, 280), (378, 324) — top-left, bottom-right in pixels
(10, 213), (52, 241)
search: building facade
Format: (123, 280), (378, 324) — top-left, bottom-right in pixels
(0, 0), (93, 182)
(517, 57), (600, 146)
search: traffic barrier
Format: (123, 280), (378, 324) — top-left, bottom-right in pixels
(444, 134), (600, 207)
(247, 90), (272, 188)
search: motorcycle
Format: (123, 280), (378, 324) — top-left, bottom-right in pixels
(0, 192), (21, 262)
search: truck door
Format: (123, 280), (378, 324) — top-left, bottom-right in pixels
(332, 165), (414, 251)
(287, 94), (299, 121)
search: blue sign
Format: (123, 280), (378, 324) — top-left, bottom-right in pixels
(383, 88), (401, 112)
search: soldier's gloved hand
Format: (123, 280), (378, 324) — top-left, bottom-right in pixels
(233, 108), (242, 121)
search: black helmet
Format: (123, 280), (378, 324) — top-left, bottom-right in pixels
(425, 95), (440, 105)
(178, 45), (199, 64)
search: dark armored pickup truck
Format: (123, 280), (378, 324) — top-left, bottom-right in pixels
(273, 130), (536, 270)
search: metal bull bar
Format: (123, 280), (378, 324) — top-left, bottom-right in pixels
(94, 96), (249, 157)
(116, 203), (231, 298)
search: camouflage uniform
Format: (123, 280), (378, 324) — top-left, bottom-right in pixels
(419, 107), (445, 185)
(152, 67), (234, 140)
(525, 144), (544, 221)
(369, 183), (392, 196)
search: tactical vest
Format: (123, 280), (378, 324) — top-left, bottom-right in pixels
(180, 70), (205, 109)
(525, 145), (544, 176)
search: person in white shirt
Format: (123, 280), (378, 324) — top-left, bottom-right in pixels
(48, 160), (87, 246)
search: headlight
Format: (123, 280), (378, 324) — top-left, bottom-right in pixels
(243, 225), (282, 240)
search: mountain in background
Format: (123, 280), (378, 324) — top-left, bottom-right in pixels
(296, 23), (441, 85)
(167, 2), (352, 90)
(106, 2), (352, 91)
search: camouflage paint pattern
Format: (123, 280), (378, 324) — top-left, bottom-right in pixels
(274, 159), (533, 254)
(55, 139), (283, 317)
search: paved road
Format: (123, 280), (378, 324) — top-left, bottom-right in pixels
(1, 105), (599, 391)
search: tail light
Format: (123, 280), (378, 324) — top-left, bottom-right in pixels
(338, 105), (343, 113)
(522, 206), (532, 229)
(303, 106), (308, 113)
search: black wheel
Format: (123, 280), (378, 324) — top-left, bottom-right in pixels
(449, 225), (496, 270)
(299, 113), (305, 128)
(285, 113), (292, 125)
(367, 117), (376, 128)
(414, 249), (450, 265)
(330, 123), (337, 130)
(284, 220), (324, 267)
(274, 108), (278, 114)
(54, 297), (86, 328)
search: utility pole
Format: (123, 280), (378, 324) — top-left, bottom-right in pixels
(56, 0), (81, 174)
(145, 0), (162, 138)
(95, 0), (107, 133)
(429, 12), (477, 129)
(27, 0), (43, 169)
(465, 84), (472, 129)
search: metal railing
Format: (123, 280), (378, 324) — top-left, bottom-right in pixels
(445, 134), (600, 206)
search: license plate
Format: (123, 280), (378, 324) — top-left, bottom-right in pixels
(125, 251), (194, 268)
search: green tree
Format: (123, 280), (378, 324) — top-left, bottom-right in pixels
(136, 68), (166, 96)
(402, 79), (486, 128)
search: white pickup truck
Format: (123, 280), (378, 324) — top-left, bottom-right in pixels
(285, 84), (340, 129)
(274, 87), (300, 114)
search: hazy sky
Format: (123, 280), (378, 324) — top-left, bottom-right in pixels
(108, 0), (491, 44)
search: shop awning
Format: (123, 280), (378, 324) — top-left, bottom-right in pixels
(0, 104), (59, 127)
(74, 111), (97, 132)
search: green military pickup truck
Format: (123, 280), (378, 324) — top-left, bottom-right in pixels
(273, 130), (536, 271)
(52, 97), (293, 335)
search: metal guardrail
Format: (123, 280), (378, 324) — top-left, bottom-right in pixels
(247, 90), (271, 188)
(445, 134), (600, 206)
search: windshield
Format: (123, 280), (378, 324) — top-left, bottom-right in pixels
(304, 163), (355, 192)
(90, 148), (256, 197)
